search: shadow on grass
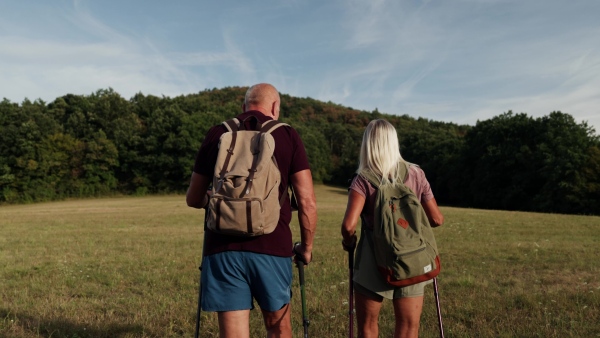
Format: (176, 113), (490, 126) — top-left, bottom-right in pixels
(1, 309), (150, 338)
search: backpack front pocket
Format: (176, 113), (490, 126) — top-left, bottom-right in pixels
(207, 196), (268, 236)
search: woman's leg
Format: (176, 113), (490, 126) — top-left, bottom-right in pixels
(355, 288), (383, 338)
(392, 296), (424, 338)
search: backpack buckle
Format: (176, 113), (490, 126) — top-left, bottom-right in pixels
(216, 179), (224, 193)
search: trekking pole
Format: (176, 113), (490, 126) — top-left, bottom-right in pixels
(293, 242), (310, 338)
(194, 264), (202, 338)
(348, 245), (355, 338)
(194, 209), (209, 338)
(433, 277), (445, 338)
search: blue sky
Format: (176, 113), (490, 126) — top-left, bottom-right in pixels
(1, 0), (599, 133)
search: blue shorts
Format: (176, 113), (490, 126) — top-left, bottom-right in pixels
(201, 251), (293, 312)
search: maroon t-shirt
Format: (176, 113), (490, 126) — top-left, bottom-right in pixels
(193, 111), (310, 257)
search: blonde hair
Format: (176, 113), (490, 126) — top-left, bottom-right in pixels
(357, 119), (405, 185)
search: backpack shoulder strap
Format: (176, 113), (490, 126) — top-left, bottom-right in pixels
(359, 161), (412, 188)
(223, 118), (240, 132)
(216, 118), (240, 192)
(359, 170), (382, 189)
(260, 120), (289, 134)
(259, 119), (290, 206)
(399, 160), (410, 184)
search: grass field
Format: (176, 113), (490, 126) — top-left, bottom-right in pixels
(1, 185), (599, 337)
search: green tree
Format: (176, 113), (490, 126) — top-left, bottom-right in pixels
(532, 112), (596, 213)
(460, 111), (598, 213)
(2, 87), (598, 215)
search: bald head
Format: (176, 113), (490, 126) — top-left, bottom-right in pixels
(243, 83), (281, 119)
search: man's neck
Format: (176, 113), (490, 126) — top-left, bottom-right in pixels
(244, 109), (277, 121)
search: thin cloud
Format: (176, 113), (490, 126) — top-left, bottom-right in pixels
(0, 0), (599, 133)
(171, 52), (240, 66)
(0, 36), (129, 64)
(221, 28), (256, 77)
(328, 0), (600, 133)
(315, 0), (452, 116)
(1, 1), (202, 100)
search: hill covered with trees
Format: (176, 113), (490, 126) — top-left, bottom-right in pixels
(1, 87), (598, 215)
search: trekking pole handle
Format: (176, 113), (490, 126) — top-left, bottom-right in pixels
(296, 256), (305, 282)
(293, 242), (306, 279)
(293, 242), (310, 265)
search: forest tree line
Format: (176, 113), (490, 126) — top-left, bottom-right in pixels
(1, 87), (598, 215)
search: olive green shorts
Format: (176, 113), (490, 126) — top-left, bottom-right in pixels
(354, 280), (430, 301)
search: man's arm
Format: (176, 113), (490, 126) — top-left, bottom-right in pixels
(422, 197), (444, 227)
(290, 169), (317, 264)
(186, 172), (211, 209)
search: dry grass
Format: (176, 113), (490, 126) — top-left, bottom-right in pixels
(1, 186), (599, 337)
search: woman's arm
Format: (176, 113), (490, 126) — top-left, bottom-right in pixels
(341, 190), (366, 249)
(422, 197), (444, 227)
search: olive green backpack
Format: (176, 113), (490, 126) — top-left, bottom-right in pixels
(360, 162), (441, 287)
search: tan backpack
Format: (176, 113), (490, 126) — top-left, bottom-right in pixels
(206, 117), (288, 236)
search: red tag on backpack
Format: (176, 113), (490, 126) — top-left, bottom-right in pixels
(397, 218), (409, 229)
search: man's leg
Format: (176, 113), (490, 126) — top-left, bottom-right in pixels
(392, 296), (424, 338)
(261, 303), (292, 338)
(202, 253), (253, 337)
(248, 253), (293, 337)
(217, 310), (250, 338)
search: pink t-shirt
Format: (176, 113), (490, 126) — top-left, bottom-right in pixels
(349, 165), (434, 230)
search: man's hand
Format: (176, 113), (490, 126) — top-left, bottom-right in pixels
(293, 242), (313, 265)
(342, 234), (357, 252)
(202, 190), (213, 209)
